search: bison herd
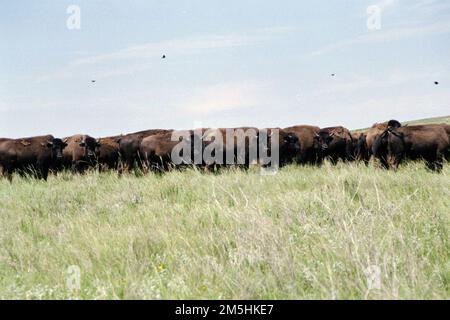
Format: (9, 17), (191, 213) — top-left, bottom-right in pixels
(0, 120), (449, 181)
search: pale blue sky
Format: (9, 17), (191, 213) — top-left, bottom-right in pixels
(1, 0), (449, 138)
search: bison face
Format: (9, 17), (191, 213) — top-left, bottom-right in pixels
(80, 137), (100, 159)
(280, 133), (300, 155)
(48, 138), (68, 160)
(314, 132), (334, 154)
(387, 119), (402, 129)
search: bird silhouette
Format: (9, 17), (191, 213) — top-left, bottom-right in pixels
(331, 73), (335, 77)
(162, 55), (166, 59)
(91, 80), (96, 83)
(434, 81), (439, 85)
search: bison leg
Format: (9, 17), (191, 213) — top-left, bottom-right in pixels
(125, 158), (135, 173)
(377, 156), (389, 169)
(72, 161), (88, 174)
(2, 165), (13, 182)
(41, 167), (49, 181)
(363, 153), (370, 166)
(71, 163), (79, 174)
(35, 162), (49, 180)
(345, 143), (354, 162)
(426, 155), (443, 172)
(140, 154), (150, 174)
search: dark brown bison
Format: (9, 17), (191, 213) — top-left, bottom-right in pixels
(313, 126), (353, 163)
(351, 132), (370, 164)
(283, 125), (320, 164)
(421, 123), (450, 141)
(374, 125), (449, 171)
(350, 132), (360, 154)
(367, 120), (401, 151)
(0, 135), (67, 181)
(0, 138), (12, 176)
(61, 135), (100, 173)
(441, 124), (450, 139)
(259, 128), (301, 168)
(139, 130), (199, 172)
(97, 135), (121, 171)
(366, 120), (402, 167)
(118, 129), (171, 172)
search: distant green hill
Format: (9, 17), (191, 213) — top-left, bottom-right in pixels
(403, 115), (450, 125)
(354, 115), (450, 132)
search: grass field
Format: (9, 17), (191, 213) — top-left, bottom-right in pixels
(404, 115), (450, 126)
(352, 115), (450, 132)
(0, 162), (449, 299)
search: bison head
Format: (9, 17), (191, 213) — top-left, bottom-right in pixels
(43, 138), (68, 160)
(79, 136), (101, 160)
(314, 131), (335, 154)
(279, 132), (301, 163)
(387, 119), (402, 129)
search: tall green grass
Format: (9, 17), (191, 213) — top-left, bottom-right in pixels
(0, 162), (449, 299)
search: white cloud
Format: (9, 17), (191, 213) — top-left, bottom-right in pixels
(307, 20), (450, 56)
(35, 26), (295, 83)
(71, 26), (295, 66)
(179, 81), (268, 115)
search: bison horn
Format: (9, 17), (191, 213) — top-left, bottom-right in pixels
(41, 140), (53, 147)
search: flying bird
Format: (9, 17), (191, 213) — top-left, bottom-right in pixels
(162, 55), (166, 59)
(91, 80), (96, 83)
(331, 73), (335, 77)
(434, 81), (439, 85)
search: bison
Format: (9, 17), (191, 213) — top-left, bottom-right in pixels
(61, 134), (101, 173)
(420, 123), (450, 142)
(97, 135), (122, 171)
(201, 127), (300, 170)
(259, 128), (301, 168)
(201, 127), (259, 170)
(118, 129), (171, 172)
(366, 120), (402, 167)
(313, 126), (353, 164)
(0, 135), (67, 181)
(139, 130), (200, 172)
(374, 125), (449, 171)
(283, 125), (321, 164)
(351, 132), (370, 164)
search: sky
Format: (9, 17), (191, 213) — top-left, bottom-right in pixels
(1, 0), (449, 138)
